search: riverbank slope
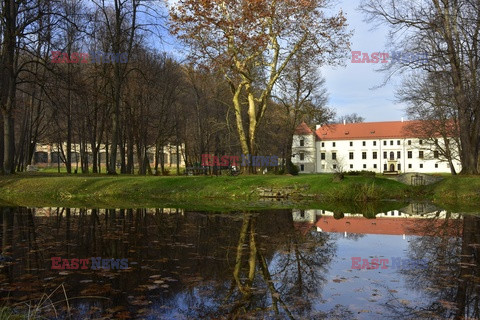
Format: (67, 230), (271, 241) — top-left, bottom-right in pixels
(0, 173), (478, 210)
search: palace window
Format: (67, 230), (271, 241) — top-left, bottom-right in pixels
(419, 151), (424, 159)
(408, 151), (412, 158)
(362, 152), (367, 160)
(397, 151), (401, 159)
(373, 152), (377, 159)
(300, 153), (305, 161)
(434, 151), (439, 158)
(300, 139), (304, 146)
(349, 152), (354, 160)
(321, 153), (325, 160)
(332, 152), (337, 160)
(350, 141), (353, 147)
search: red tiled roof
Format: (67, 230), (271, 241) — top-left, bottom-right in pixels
(315, 120), (426, 140)
(316, 216), (461, 236)
(294, 122), (314, 135)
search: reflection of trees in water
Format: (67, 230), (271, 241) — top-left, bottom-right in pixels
(345, 233), (366, 241)
(1, 207), (341, 318)
(0, 207), (349, 319)
(386, 212), (480, 320)
(218, 212), (338, 319)
(269, 228), (336, 317)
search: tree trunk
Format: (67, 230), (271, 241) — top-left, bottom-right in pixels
(154, 142), (160, 175)
(127, 132), (134, 174)
(0, 113), (4, 174)
(108, 98), (120, 174)
(2, 111), (14, 174)
(176, 143), (180, 175)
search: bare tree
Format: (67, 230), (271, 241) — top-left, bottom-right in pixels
(360, 0), (480, 174)
(0, 0), (49, 174)
(275, 53), (334, 171)
(336, 113), (365, 124)
(398, 72), (460, 174)
(170, 0), (351, 172)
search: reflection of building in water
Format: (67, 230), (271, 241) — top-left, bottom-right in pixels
(292, 209), (317, 223)
(292, 208), (462, 237)
(31, 207), (185, 217)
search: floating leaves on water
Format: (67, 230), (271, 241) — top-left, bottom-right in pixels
(80, 283), (112, 295)
(129, 296), (151, 306)
(137, 308), (150, 314)
(438, 300), (459, 310)
(164, 277), (178, 282)
(106, 306), (126, 313)
(358, 309), (370, 313)
(116, 311), (131, 319)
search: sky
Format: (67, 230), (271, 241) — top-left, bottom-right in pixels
(321, 1), (407, 122)
(162, 0), (408, 123)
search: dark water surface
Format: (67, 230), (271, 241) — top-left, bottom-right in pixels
(0, 205), (479, 319)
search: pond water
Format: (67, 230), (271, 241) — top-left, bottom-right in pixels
(0, 204), (479, 319)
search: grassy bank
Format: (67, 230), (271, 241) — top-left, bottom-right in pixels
(429, 175), (480, 211)
(0, 173), (478, 210)
(0, 172), (428, 208)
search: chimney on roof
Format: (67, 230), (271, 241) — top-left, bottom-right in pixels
(401, 117), (404, 122)
(343, 119), (346, 125)
(316, 124), (321, 130)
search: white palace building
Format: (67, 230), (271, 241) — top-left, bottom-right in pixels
(291, 120), (461, 174)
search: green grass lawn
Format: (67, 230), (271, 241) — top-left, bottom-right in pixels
(0, 172), (478, 210)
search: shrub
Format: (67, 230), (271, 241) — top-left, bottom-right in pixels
(286, 159), (299, 175)
(332, 172), (344, 181)
(346, 170), (376, 177)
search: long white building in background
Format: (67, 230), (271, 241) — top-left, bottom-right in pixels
(291, 120), (461, 174)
